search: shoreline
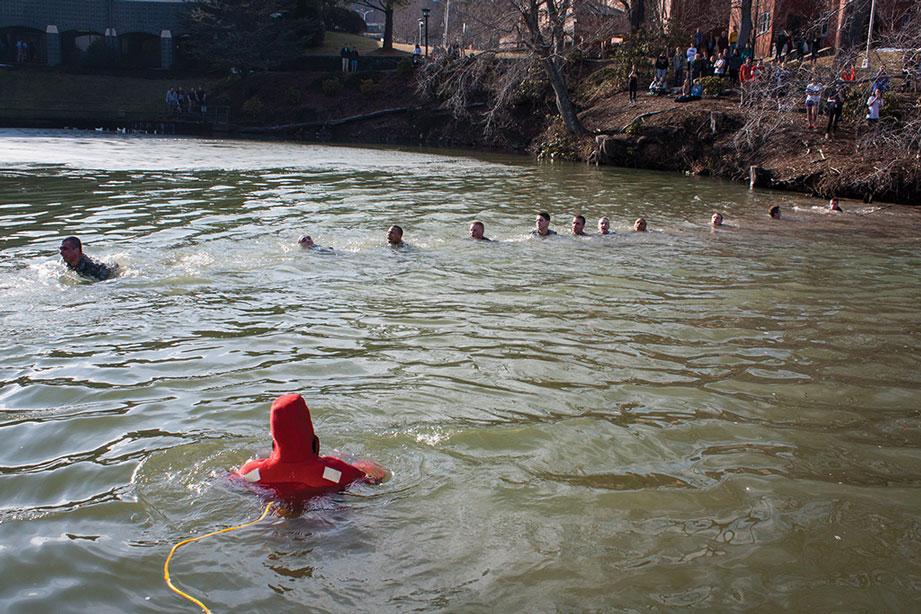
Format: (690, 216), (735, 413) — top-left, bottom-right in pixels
(1, 67), (916, 206)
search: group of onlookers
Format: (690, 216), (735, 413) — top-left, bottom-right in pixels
(2, 39), (35, 63)
(339, 47), (361, 73)
(165, 87), (208, 116)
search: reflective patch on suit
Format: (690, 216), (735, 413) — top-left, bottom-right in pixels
(242, 468), (261, 482)
(322, 466), (342, 484)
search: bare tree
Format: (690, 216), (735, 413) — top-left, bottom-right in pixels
(508, 0), (586, 134)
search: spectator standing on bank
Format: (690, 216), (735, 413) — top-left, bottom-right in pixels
(775, 29), (788, 62)
(628, 64), (638, 103)
(810, 34), (821, 63)
(412, 44), (422, 66)
(672, 46), (685, 87)
(340, 46), (350, 73)
(692, 53), (706, 80)
(739, 57), (755, 106)
(718, 30), (729, 55)
(714, 51), (728, 80)
(686, 43), (697, 73)
(654, 51), (668, 82)
(728, 48), (743, 84)
(350, 48), (359, 73)
(866, 87), (884, 127)
(825, 88), (843, 139)
(805, 78), (823, 129)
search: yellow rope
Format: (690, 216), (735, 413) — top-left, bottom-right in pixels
(163, 502), (274, 612)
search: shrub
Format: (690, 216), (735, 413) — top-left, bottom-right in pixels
(396, 58), (414, 75)
(284, 86), (305, 105)
(359, 79), (377, 96)
(242, 96), (267, 119)
(699, 76), (725, 97)
(321, 78), (342, 96)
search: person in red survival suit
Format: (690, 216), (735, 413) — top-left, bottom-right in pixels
(237, 393), (385, 494)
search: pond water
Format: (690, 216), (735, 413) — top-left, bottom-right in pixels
(1, 128), (921, 611)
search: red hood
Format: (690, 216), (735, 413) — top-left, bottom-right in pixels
(237, 393), (369, 492)
(268, 393), (318, 464)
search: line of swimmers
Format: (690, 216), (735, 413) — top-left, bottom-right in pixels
(297, 199), (840, 250)
(60, 199), (842, 281)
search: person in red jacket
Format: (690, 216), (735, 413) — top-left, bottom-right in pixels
(237, 393), (385, 495)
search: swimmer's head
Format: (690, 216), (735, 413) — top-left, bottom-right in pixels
(598, 217), (610, 234)
(297, 235), (315, 248)
(571, 214), (586, 235)
(535, 211), (550, 234)
(828, 198), (842, 212)
(711, 212), (723, 226)
(469, 220), (485, 240)
(633, 217), (647, 232)
(60, 236), (82, 266)
(769, 205), (781, 219)
(387, 225), (403, 245)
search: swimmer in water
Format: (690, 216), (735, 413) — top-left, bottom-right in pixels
(469, 220), (490, 241)
(571, 215), (589, 236)
(769, 205), (781, 219)
(597, 217), (611, 235)
(387, 225), (405, 247)
(59, 236), (118, 281)
(298, 234), (333, 252)
(711, 212), (724, 226)
(828, 198), (842, 212)
(531, 211), (556, 237)
(633, 217), (647, 232)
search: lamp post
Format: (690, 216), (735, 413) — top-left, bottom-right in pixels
(421, 7), (430, 56)
(864, 0), (877, 70)
(418, 18), (424, 46)
(443, 0), (451, 49)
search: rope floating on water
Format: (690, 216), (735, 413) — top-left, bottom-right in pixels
(163, 502), (274, 613)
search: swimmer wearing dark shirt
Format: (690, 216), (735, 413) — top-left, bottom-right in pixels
(531, 211), (557, 237)
(60, 236), (117, 281)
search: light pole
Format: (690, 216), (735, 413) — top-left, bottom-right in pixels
(418, 18), (424, 46)
(443, 0), (451, 49)
(864, 0), (877, 69)
(421, 7), (430, 56)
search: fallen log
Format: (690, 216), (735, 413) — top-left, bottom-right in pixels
(240, 106), (413, 134)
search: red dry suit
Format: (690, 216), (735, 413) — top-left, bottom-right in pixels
(237, 393), (366, 493)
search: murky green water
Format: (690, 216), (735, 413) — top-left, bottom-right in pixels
(1, 128), (921, 611)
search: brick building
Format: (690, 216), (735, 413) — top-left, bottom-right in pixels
(730, 0), (914, 59)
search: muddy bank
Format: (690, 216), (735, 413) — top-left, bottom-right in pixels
(580, 92), (920, 205)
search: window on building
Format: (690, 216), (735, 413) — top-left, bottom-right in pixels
(757, 11), (770, 35)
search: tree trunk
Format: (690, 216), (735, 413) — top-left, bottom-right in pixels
(739, 0), (753, 51)
(382, 7), (394, 50)
(630, 0), (645, 32)
(541, 54), (586, 135)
